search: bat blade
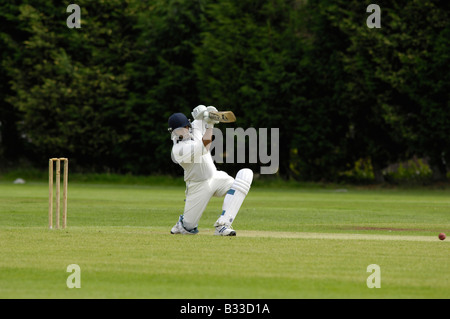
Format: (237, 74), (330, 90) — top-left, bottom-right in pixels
(208, 111), (236, 123)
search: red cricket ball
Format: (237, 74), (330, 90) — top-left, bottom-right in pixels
(438, 233), (446, 240)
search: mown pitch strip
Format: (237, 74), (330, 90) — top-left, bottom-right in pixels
(193, 229), (447, 242)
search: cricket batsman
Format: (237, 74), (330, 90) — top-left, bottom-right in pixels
(168, 105), (253, 236)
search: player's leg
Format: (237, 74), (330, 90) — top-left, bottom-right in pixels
(170, 215), (198, 234)
(213, 168), (253, 236)
(171, 180), (213, 234)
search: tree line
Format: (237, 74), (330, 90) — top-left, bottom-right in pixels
(0, 0), (449, 182)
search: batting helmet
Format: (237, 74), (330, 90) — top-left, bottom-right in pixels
(168, 113), (191, 132)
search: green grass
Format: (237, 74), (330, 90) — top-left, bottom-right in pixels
(0, 181), (449, 299)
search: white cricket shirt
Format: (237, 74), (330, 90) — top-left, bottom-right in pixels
(172, 119), (217, 182)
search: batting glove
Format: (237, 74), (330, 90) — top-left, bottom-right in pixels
(191, 105), (207, 120)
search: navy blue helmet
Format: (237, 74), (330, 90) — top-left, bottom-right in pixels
(168, 113), (191, 132)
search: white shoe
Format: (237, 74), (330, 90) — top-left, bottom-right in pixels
(171, 216), (198, 235)
(214, 225), (236, 236)
(170, 221), (184, 234)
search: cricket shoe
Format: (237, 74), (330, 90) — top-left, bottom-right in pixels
(214, 225), (236, 236)
(170, 215), (198, 235)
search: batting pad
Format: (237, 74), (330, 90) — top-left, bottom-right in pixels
(215, 168), (253, 227)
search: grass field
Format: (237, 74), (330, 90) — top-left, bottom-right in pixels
(0, 179), (449, 299)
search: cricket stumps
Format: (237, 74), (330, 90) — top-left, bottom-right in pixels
(49, 158), (68, 229)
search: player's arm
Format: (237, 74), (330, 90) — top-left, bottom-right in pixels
(202, 106), (220, 150)
(202, 127), (213, 149)
(191, 105), (219, 151)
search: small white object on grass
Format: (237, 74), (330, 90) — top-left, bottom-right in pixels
(13, 178), (26, 184)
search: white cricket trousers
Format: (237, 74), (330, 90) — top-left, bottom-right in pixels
(182, 170), (234, 230)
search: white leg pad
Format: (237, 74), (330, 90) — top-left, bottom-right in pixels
(215, 168), (253, 227)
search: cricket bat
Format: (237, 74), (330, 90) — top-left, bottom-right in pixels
(208, 111), (236, 123)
